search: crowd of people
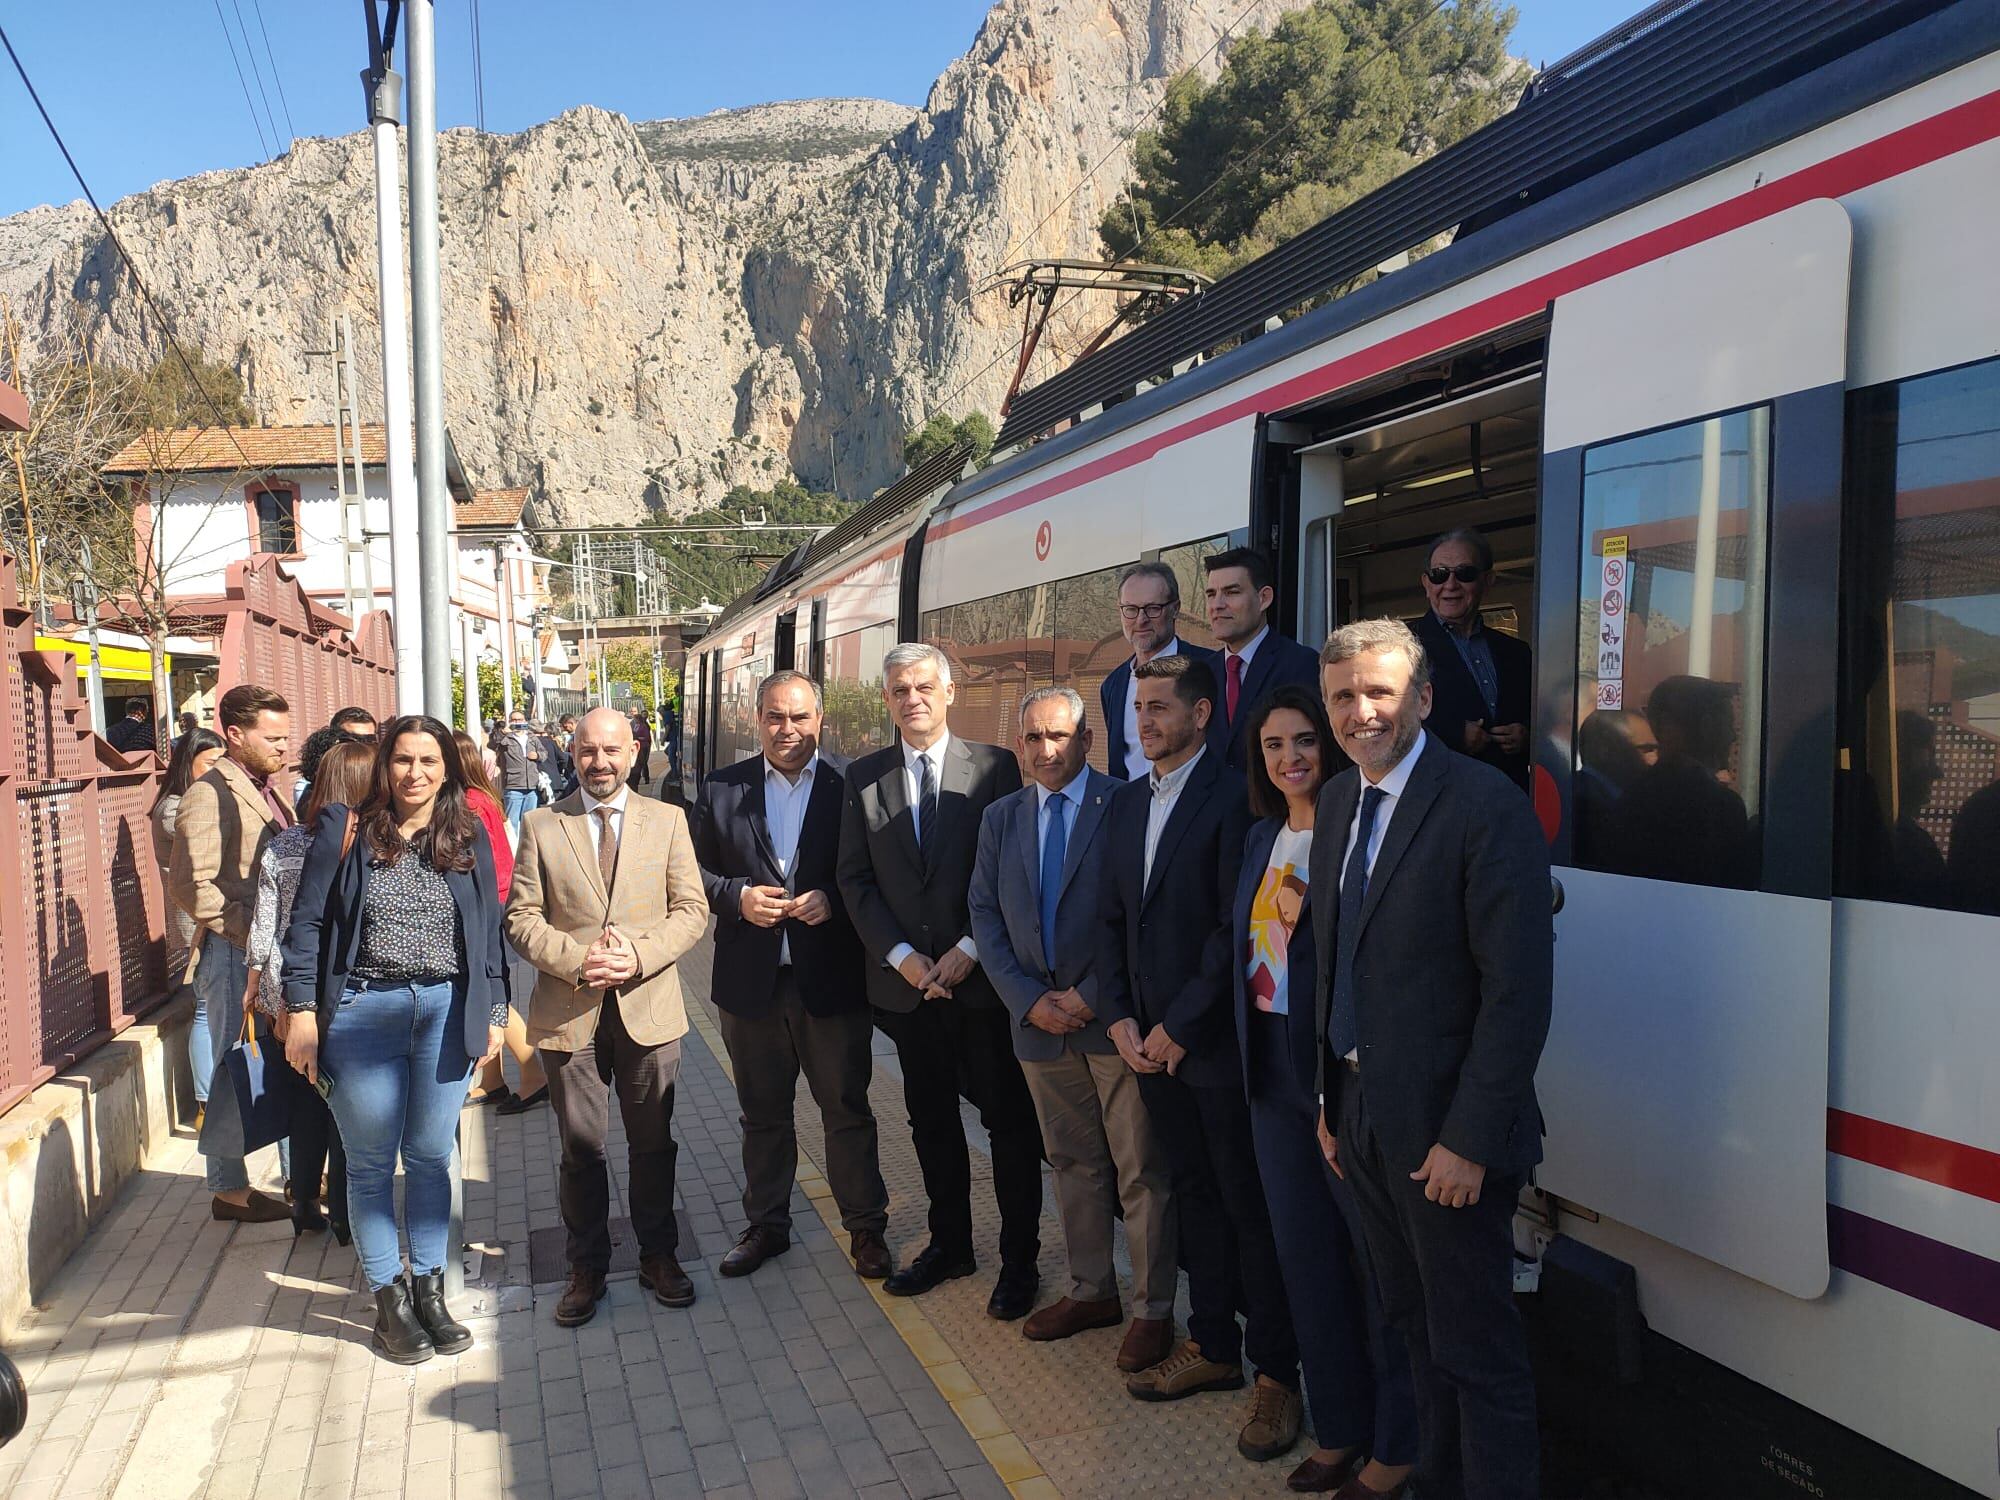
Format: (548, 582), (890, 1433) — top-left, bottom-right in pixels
(146, 529), (1551, 1500)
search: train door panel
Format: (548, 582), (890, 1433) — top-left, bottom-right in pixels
(1294, 442), (1344, 646)
(1536, 198), (1853, 1299)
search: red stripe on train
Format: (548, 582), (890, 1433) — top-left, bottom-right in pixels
(1828, 1109), (2000, 1206)
(931, 87), (2000, 543)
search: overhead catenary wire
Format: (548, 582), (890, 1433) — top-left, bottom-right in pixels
(248, 0), (298, 146)
(469, 0), (488, 134)
(229, 0), (286, 153)
(210, 0), (272, 161)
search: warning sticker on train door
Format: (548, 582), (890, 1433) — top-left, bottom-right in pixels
(1595, 535), (1628, 710)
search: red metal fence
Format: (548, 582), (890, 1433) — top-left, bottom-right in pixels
(0, 551), (396, 1116)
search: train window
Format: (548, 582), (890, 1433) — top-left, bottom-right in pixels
(1157, 536), (1228, 653)
(925, 587), (1042, 750)
(819, 622), (895, 758)
(1572, 407), (1772, 889)
(1837, 356), (2000, 915)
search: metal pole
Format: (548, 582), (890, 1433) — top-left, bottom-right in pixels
(74, 540), (106, 734)
(364, 48), (423, 715)
(406, 0), (452, 717)
(496, 543), (515, 720)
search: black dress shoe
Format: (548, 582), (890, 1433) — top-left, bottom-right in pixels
(986, 1262), (1039, 1321)
(719, 1226), (790, 1278)
(409, 1271), (474, 1355)
(883, 1244), (976, 1298)
(496, 1085), (548, 1116)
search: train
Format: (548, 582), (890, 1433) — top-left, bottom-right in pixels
(680, 3), (2000, 1495)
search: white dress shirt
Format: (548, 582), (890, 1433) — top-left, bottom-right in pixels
(579, 781), (631, 847)
(1143, 743), (1207, 888)
(1122, 637), (1180, 780)
(886, 732), (978, 972)
(1337, 729), (1427, 1061)
(763, 753), (817, 965)
(1222, 622), (1271, 677)
(1036, 768), (1088, 868)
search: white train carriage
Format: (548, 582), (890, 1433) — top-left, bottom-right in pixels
(687, 3), (2000, 1494)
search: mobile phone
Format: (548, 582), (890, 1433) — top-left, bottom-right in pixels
(313, 1068), (336, 1103)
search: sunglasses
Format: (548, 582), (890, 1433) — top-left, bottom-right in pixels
(1425, 564), (1485, 586)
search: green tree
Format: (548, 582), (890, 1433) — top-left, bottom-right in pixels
(903, 412), (996, 473)
(130, 353), (252, 429)
(628, 479), (854, 612)
(450, 656), (506, 727)
(1101, 0), (1522, 278)
(587, 641), (679, 716)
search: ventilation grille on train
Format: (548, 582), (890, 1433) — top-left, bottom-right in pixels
(994, 0), (1961, 450)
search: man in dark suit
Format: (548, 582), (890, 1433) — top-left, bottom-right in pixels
(1312, 616), (1553, 1500)
(1410, 528), (1533, 790)
(105, 696), (156, 754)
(691, 669), (891, 1282)
(1204, 547), (1322, 770)
(836, 642), (1044, 1317)
(1097, 654), (1304, 1464)
(968, 687), (1176, 1373)
(1098, 560), (1217, 780)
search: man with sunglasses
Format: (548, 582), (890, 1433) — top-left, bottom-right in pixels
(1413, 529), (1534, 790)
(1099, 561), (1218, 780)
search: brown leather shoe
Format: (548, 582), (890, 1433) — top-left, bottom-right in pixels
(211, 1190), (290, 1224)
(553, 1268), (606, 1327)
(1116, 1315), (1176, 1373)
(1022, 1296), (1122, 1342)
(638, 1253), (695, 1308)
(1124, 1339), (1244, 1401)
(1238, 1376), (1304, 1461)
(850, 1228), (892, 1280)
(719, 1226), (790, 1278)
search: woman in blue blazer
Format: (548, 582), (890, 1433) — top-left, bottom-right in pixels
(1234, 685), (1416, 1497)
(283, 715), (505, 1366)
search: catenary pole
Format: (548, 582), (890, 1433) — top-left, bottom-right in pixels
(405, 0), (451, 716)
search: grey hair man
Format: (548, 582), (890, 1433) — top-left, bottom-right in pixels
(835, 642), (1045, 1315)
(968, 685), (1177, 1370)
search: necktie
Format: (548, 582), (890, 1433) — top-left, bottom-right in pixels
(917, 752), (939, 857)
(1327, 785), (1387, 1061)
(594, 806), (619, 896)
(1226, 652), (1244, 726)
(1039, 794), (1068, 975)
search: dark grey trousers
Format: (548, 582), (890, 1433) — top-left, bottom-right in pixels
(717, 970), (887, 1238)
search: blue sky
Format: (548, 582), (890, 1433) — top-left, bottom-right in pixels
(1, 0), (1620, 219)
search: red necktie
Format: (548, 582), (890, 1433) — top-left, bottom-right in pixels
(1226, 653), (1244, 724)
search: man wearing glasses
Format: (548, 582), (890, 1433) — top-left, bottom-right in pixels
(1412, 528), (1534, 789)
(1098, 562), (1218, 781)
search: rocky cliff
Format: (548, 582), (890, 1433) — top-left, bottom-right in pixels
(0, 0), (1305, 523)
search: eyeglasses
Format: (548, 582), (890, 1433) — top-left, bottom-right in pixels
(1424, 564), (1485, 586)
(1118, 603), (1173, 621)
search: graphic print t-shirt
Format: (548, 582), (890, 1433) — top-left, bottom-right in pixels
(1246, 824), (1313, 1015)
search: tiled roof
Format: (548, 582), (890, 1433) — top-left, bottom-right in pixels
(103, 425), (389, 474)
(457, 486), (531, 528)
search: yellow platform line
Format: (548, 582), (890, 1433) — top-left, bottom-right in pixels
(684, 999), (1054, 1498)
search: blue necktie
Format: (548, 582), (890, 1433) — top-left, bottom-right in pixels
(1327, 785), (1387, 1060)
(1040, 794), (1068, 975)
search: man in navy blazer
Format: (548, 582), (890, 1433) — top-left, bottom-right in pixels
(689, 670), (890, 1283)
(1313, 617), (1552, 1500)
(1098, 560), (1218, 780)
(967, 687), (1176, 1374)
(1204, 548), (1323, 771)
(1096, 654), (1304, 1463)
(1411, 528), (1533, 790)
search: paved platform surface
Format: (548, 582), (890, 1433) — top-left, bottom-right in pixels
(0, 931), (1317, 1499)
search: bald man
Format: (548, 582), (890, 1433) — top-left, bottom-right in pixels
(508, 708), (710, 1326)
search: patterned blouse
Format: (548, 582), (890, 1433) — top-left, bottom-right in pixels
(352, 841), (466, 984)
(246, 824), (314, 1017)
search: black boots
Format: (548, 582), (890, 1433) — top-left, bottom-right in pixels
(371, 1279), (434, 1365)
(410, 1271), (473, 1355)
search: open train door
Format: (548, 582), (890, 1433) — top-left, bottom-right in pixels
(1534, 199), (1852, 1298)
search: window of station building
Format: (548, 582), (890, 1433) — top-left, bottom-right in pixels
(819, 621), (895, 758)
(1572, 407), (1771, 890)
(251, 484), (298, 555)
(1837, 356), (2000, 915)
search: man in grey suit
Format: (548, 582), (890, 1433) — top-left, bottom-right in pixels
(968, 688), (1176, 1374)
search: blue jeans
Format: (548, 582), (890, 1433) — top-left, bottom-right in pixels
(502, 788), (535, 834)
(186, 984), (211, 1106)
(321, 977), (473, 1290)
(194, 934), (290, 1191)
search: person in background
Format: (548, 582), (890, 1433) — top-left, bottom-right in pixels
(174, 710), (199, 751)
(454, 729), (549, 1115)
(629, 708), (654, 792)
(1314, 619), (1552, 1500)
(507, 708), (710, 1326)
(169, 683), (294, 1224)
(1096, 653), (1303, 1464)
(1205, 548), (1322, 771)
(294, 721), (369, 812)
(1099, 561), (1217, 782)
(282, 715), (506, 1365)
(690, 670), (891, 1281)
(152, 727), (226, 1124)
(539, 722), (574, 802)
(493, 710), (544, 835)
(1411, 529), (1532, 790)
(967, 688), (1176, 1374)
(106, 696), (156, 754)
(331, 706), (379, 744)
(836, 643), (1044, 1317)
(1235, 686), (1416, 1497)
(245, 740), (374, 1243)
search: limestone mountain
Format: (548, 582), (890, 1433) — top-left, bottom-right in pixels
(0, 0), (1306, 524)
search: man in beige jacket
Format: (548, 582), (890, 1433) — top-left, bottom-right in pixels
(506, 708), (709, 1326)
(168, 682), (294, 1223)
